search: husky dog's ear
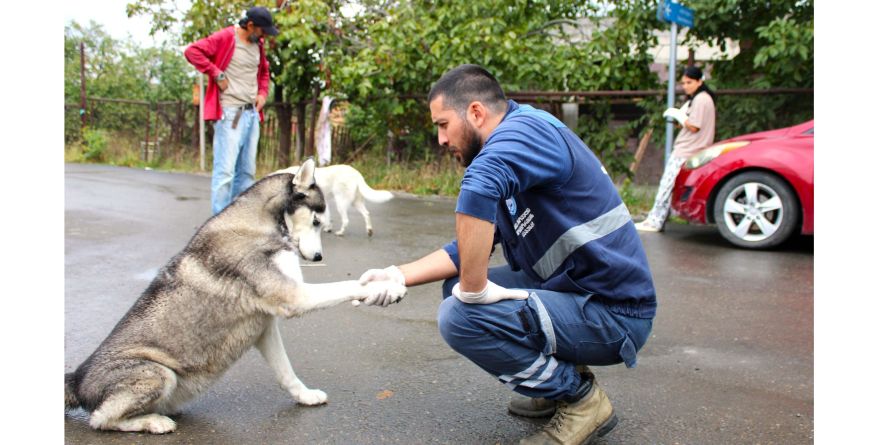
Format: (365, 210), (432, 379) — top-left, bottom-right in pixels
(294, 158), (316, 188)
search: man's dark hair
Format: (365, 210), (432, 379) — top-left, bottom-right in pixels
(428, 64), (507, 117)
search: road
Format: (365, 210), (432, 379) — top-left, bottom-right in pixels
(65, 163), (813, 444)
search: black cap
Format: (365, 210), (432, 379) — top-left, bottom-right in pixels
(245, 6), (279, 36)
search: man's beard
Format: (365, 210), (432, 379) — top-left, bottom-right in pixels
(248, 33), (261, 43)
(457, 126), (484, 167)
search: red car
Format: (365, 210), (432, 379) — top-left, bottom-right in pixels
(670, 120), (814, 249)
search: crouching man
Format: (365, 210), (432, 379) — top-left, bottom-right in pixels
(360, 64), (657, 444)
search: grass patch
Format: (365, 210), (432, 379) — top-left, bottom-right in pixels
(66, 130), (206, 173)
(618, 179), (656, 218)
(65, 131), (660, 213)
(349, 154), (464, 196)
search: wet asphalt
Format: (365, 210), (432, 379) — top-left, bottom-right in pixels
(64, 163), (813, 444)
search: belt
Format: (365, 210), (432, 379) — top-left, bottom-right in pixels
(232, 104), (255, 129)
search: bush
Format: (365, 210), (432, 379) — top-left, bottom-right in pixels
(82, 128), (109, 162)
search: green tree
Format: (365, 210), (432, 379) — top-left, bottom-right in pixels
(65, 20), (194, 144)
(127, 0), (337, 161)
(324, 0), (663, 169)
(684, 0), (814, 137)
(122, 0), (814, 178)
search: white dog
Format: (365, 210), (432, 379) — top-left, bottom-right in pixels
(313, 164), (394, 236)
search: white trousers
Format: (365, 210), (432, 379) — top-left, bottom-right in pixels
(643, 155), (686, 229)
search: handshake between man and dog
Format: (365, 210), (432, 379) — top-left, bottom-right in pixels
(64, 159), (405, 434)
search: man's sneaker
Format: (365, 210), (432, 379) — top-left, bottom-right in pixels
(518, 376), (618, 445)
(508, 366), (593, 419)
(634, 220), (662, 232)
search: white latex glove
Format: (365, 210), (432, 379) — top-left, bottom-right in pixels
(358, 265), (405, 286)
(452, 280), (529, 305)
(663, 107), (688, 126)
(360, 279), (407, 307)
(354, 266), (406, 307)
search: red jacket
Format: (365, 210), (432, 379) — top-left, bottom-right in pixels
(184, 26), (270, 122)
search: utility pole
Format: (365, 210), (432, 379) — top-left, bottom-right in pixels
(657, 0), (695, 168)
(665, 20), (677, 166)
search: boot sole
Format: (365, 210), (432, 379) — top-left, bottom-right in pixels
(579, 412), (619, 445)
(507, 405), (556, 418)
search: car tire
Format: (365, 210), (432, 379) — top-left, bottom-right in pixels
(713, 171), (799, 249)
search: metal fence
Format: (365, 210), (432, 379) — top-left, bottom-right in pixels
(65, 97), (358, 172)
(65, 87), (812, 174)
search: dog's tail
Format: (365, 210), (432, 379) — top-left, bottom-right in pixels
(65, 372), (80, 409)
(357, 177), (394, 203)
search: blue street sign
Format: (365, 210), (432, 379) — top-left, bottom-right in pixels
(657, 0), (695, 28)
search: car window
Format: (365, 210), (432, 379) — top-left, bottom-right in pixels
(803, 127), (814, 135)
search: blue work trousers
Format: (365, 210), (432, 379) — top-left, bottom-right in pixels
(438, 265), (653, 401)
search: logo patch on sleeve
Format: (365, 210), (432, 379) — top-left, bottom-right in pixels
(513, 207), (535, 237)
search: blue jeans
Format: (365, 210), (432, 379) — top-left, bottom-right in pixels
(211, 106), (260, 214)
(438, 266), (653, 401)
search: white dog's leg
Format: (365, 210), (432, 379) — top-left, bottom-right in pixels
(256, 318), (327, 405)
(320, 208), (333, 233)
(334, 198), (350, 236)
(353, 196), (373, 236)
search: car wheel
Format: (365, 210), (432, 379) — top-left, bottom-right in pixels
(713, 171), (799, 249)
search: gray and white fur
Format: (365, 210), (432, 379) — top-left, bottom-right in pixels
(64, 159), (405, 434)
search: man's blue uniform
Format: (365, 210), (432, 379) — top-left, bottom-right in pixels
(437, 100), (656, 400)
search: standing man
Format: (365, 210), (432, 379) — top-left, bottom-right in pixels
(359, 65), (657, 444)
(184, 6), (278, 214)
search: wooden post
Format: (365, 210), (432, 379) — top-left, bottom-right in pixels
(80, 42), (87, 134)
(385, 130), (394, 166)
(145, 104), (151, 157)
(154, 104), (161, 158)
(199, 74), (205, 171)
(630, 129), (654, 175)
(277, 103), (293, 167)
(177, 101), (184, 144)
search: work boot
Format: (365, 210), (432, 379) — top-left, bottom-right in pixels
(518, 374), (618, 445)
(508, 365), (592, 418)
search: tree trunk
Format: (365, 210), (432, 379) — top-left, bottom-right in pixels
(306, 83), (320, 158)
(277, 102), (293, 167)
(295, 102), (306, 161)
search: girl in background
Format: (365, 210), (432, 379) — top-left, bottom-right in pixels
(636, 66), (717, 232)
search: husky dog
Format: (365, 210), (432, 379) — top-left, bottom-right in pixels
(313, 164), (394, 236)
(64, 159), (405, 434)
